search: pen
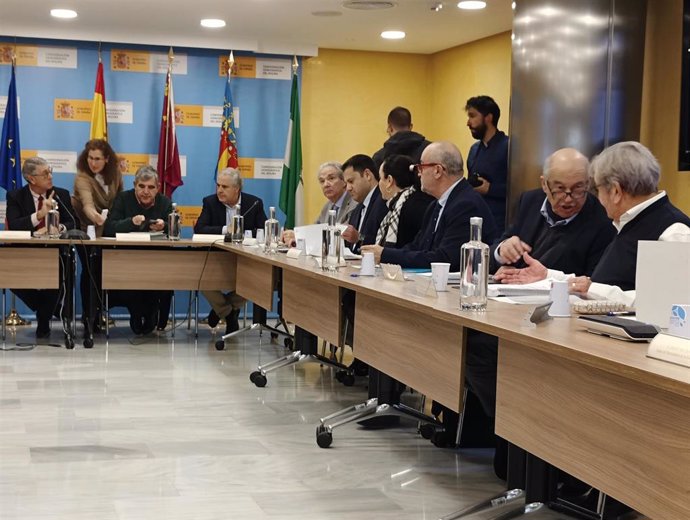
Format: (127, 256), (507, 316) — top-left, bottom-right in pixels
(607, 311), (635, 316)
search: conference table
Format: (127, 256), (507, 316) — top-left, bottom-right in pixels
(1, 235), (687, 519)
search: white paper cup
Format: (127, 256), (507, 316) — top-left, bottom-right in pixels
(296, 238), (306, 253)
(86, 225), (96, 240)
(360, 252), (376, 276)
(549, 279), (571, 317)
(431, 262), (451, 292)
(244, 230), (253, 238)
(256, 229), (265, 244)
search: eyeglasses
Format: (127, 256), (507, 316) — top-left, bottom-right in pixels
(411, 163), (442, 173)
(546, 182), (588, 200)
(32, 167), (53, 178)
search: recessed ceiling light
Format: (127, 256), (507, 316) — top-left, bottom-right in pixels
(343, 1), (396, 10)
(50, 8), (78, 19)
(381, 30), (405, 40)
(457, 1), (487, 9)
(200, 18), (226, 28)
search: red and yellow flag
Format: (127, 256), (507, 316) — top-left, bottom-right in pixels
(216, 54), (238, 177)
(157, 49), (183, 198)
(89, 59), (108, 140)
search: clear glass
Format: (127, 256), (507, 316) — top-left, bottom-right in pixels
(460, 217), (489, 311)
(168, 202), (181, 241)
(264, 206), (280, 254)
(230, 204), (244, 243)
(321, 209), (341, 271)
(46, 205), (61, 239)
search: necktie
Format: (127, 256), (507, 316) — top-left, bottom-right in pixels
(36, 195), (45, 230)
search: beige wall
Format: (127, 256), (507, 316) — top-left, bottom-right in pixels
(641, 0), (690, 213)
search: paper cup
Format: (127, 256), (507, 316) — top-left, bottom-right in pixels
(360, 252), (376, 276)
(548, 279), (571, 317)
(86, 225), (96, 240)
(431, 262), (451, 292)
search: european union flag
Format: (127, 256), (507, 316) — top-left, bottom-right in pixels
(0, 63), (22, 192)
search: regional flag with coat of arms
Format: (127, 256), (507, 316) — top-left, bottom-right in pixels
(216, 63), (238, 176)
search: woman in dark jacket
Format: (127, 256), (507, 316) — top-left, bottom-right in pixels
(375, 154), (434, 248)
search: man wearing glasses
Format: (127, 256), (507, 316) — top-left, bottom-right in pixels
(6, 156), (77, 337)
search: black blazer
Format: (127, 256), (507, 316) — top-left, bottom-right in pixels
(347, 186), (388, 253)
(489, 189), (615, 276)
(6, 185), (78, 231)
(381, 179), (498, 271)
(194, 192), (267, 234)
(380, 189), (435, 248)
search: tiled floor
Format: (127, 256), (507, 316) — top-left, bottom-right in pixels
(0, 321), (574, 519)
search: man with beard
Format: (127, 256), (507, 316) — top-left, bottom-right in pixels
(466, 95), (509, 234)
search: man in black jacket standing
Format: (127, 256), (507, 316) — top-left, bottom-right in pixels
(194, 168), (267, 334)
(372, 106), (430, 170)
(6, 157), (77, 337)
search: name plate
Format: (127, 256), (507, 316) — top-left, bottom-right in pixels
(192, 234), (225, 243)
(116, 232), (150, 242)
(286, 247), (303, 259)
(647, 333), (690, 368)
(0, 230), (32, 239)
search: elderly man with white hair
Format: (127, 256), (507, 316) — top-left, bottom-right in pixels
(495, 141), (690, 305)
(194, 167), (267, 334)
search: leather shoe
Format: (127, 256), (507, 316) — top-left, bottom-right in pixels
(225, 309), (240, 334)
(141, 309), (158, 335)
(129, 313), (143, 335)
(207, 309), (220, 328)
(35, 319), (51, 339)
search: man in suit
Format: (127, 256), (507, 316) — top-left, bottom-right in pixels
(341, 154), (388, 254)
(362, 141), (498, 270)
(281, 161), (357, 246)
(194, 167), (267, 334)
(6, 156), (77, 337)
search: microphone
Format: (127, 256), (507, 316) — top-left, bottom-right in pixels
(241, 198), (259, 217)
(52, 191), (89, 240)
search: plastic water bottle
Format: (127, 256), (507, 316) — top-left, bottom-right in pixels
(460, 216), (489, 311)
(230, 205), (244, 243)
(167, 202), (181, 241)
(264, 206), (280, 254)
(46, 203), (61, 239)
(321, 209), (342, 271)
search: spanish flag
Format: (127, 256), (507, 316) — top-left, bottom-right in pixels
(89, 58), (108, 141)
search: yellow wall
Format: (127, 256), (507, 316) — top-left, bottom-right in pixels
(641, 0), (690, 213)
(301, 34), (512, 223)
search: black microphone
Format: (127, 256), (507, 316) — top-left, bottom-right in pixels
(224, 199), (261, 242)
(241, 198), (259, 217)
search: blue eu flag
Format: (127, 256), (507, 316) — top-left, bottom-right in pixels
(0, 63), (22, 191)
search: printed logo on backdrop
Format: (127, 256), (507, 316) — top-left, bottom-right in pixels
(0, 44), (77, 68)
(217, 56), (291, 80)
(53, 99), (132, 124)
(111, 50), (187, 74)
(237, 158), (283, 179)
(176, 206), (202, 227)
(0, 96), (20, 119)
(117, 153), (187, 177)
(173, 105), (240, 128)
(20, 150), (77, 173)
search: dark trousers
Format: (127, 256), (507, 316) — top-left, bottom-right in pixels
(76, 244), (102, 326)
(464, 329), (499, 419)
(11, 288), (61, 323)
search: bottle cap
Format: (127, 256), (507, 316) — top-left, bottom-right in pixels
(470, 216), (483, 225)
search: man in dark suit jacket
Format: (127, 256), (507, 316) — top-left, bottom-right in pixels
(341, 154), (389, 254)
(363, 141), (498, 270)
(194, 168), (267, 333)
(6, 156), (77, 338)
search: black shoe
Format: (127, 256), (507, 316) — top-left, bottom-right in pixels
(225, 309), (240, 334)
(36, 319), (51, 339)
(141, 309), (158, 335)
(129, 314), (143, 335)
(207, 310), (220, 328)
(356, 415), (401, 429)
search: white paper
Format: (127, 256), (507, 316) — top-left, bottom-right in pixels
(116, 232), (150, 242)
(192, 234), (225, 243)
(487, 279), (552, 297)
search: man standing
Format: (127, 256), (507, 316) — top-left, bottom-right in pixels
(194, 167), (267, 333)
(341, 154), (388, 254)
(372, 106), (430, 170)
(466, 95), (509, 234)
(6, 157), (77, 337)
(104, 166), (173, 335)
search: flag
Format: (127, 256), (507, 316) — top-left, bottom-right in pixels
(279, 61), (303, 229)
(216, 71), (238, 176)
(157, 52), (182, 198)
(0, 62), (22, 192)
(89, 59), (108, 141)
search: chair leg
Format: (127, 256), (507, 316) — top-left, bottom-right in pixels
(105, 291), (110, 339)
(171, 292), (175, 338)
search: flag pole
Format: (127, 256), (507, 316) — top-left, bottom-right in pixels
(4, 47), (30, 327)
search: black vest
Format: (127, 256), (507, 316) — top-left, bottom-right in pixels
(591, 196), (690, 291)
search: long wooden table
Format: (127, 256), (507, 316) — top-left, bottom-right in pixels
(2, 236), (688, 518)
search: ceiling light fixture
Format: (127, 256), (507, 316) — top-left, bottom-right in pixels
(457, 1), (487, 9)
(381, 30), (405, 39)
(50, 8), (78, 19)
(200, 18), (226, 28)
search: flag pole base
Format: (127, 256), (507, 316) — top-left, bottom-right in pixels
(5, 309), (30, 326)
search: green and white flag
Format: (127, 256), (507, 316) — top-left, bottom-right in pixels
(279, 60), (303, 229)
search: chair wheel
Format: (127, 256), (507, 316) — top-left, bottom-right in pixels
(215, 340), (225, 351)
(341, 373), (355, 386)
(419, 423), (437, 440)
(284, 337), (294, 350)
(65, 337), (75, 350)
(316, 425), (332, 448)
(250, 371), (267, 387)
(431, 429), (457, 449)
(83, 338), (94, 349)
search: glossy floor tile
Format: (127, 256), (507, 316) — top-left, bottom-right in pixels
(0, 322), (574, 519)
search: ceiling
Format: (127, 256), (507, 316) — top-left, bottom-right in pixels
(0, 0), (513, 56)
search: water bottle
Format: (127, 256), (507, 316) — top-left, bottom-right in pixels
(460, 216), (489, 311)
(46, 203), (61, 239)
(321, 209), (342, 271)
(264, 206), (280, 254)
(167, 202), (181, 241)
(230, 204), (244, 243)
